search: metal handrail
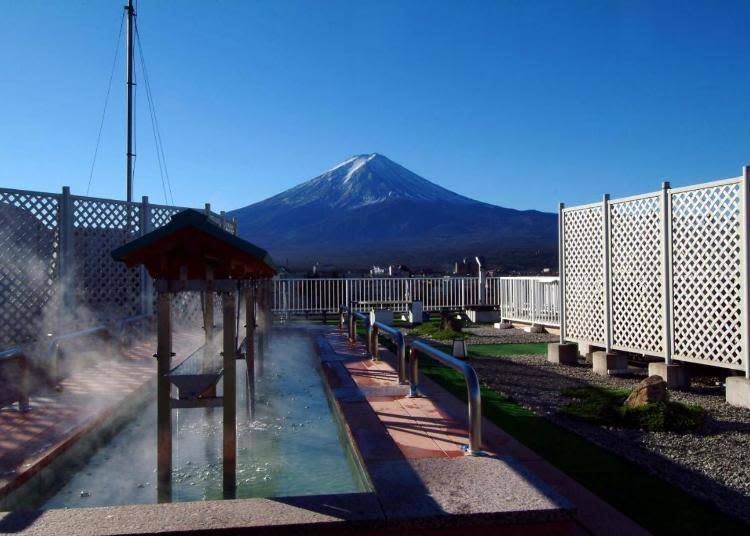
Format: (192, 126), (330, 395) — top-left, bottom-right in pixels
(369, 319), (407, 384)
(342, 303), (481, 453)
(113, 314), (153, 351)
(0, 347), (30, 412)
(409, 338), (482, 455)
(113, 313), (152, 336)
(348, 307), (369, 343)
(47, 325), (111, 384)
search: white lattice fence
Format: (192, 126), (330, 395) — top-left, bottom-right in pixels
(561, 205), (605, 345)
(71, 196), (142, 327)
(671, 180), (743, 369)
(609, 194), (664, 356)
(560, 171), (749, 373)
(0, 187), (233, 347)
(0, 189), (60, 346)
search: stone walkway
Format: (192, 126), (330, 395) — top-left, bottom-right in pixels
(0, 331), (204, 500)
(319, 328), (649, 535)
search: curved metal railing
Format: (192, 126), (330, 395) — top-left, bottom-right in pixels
(369, 319), (407, 385)
(409, 338), (482, 455)
(47, 325), (112, 383)
(342, 303), (482, 454)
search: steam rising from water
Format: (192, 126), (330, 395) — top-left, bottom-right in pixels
(40, 333), (368, 509)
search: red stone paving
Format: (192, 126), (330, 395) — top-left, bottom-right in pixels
(0, 330), (204, 497)
(323, 328), (648, 536)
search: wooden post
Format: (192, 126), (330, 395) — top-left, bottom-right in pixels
(245, 284), (256, 416)
(204, 292), (214, 344)
(222, 290), (237, 498)
(156, 291), (172, 503)
(245, 284), (255, 372)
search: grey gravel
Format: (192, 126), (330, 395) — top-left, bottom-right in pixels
(403, 325), (558, 346)
(462, 325), (558, 345)
(468, 351), (750, 524)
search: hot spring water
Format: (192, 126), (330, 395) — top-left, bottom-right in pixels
(40, 333), (369, 509)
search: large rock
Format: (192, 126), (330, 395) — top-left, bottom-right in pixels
(625, 375), (668, 407)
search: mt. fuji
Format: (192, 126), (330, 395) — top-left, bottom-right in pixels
(229, 154), (556, 271)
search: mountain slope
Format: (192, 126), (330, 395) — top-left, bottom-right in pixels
(229, 154), (557, 271)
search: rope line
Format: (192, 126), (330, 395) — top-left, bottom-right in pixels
(135, 23), (175, 205)
(86, 12), (125, 195)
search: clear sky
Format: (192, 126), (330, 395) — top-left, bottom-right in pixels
(2, 0), (749, 212)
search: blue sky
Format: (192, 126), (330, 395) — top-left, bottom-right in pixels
(2, 0), (749, 212)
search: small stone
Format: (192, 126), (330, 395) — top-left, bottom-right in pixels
(625, 375), (668, 407)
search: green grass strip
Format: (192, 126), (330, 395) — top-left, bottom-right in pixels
(469, 342), (548, 356)
(417, 354), (746, 534)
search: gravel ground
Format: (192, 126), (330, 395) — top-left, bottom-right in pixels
(461, 325), (558, 345)
(469, 351), (750, 524)
(402, 325), (558, 345)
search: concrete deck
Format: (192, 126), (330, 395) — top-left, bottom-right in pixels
(0, 331), (204, 504)
(320, 328), (648, 535)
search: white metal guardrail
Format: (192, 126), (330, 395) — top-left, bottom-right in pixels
(274, 276), (560, 326)
(559, 167), (750, 376)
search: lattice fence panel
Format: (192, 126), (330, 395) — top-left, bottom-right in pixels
(149, 205), (182, 230)
(562, 206), (605, 344)
(72, 197), (141, 326)
(671, 182), (743, 369)
(0, 190), (60, 346)
(609, 196), (664, 355)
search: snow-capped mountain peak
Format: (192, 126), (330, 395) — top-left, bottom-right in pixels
(268, 153), (471, 209)
(228, 153), (557, 270)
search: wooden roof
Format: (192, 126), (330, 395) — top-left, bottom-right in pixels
(111, 209), (276, 280)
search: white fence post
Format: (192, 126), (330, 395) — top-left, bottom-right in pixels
(603, 194), (613, 352)
(661, 182), (673, 365)
(558, 202), (566, 343)
(59, 186), (74, 329)
(140, 196), (153, 316)
(743, 167), (750, 379)
(477, 269), (485, 305)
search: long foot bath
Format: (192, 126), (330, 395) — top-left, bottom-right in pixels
(23, 333), (370, 510)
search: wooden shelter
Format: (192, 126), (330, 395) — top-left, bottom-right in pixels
(112, 209), (276, 502)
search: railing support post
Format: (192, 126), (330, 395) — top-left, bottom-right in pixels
(371, 324), (379, 360)
(397, 333), (407, 384)
(411, 339), (481, 454)
(408, 345), (420, 397)
(603, 194), (613, 352)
